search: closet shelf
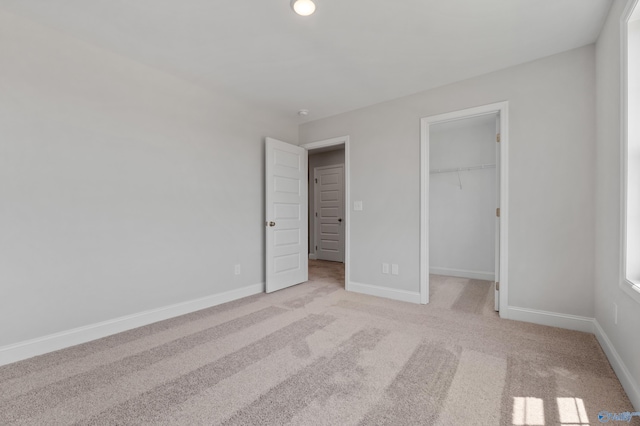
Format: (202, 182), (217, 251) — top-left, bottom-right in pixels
(430, 163), (496, 174)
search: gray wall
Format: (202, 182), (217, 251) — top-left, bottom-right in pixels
(430, 116), (496, 279)
(595, 0), (640, 407)
(308, 149), (345, 255)
(0, 10), (298, 347)
(300, 45), (596, 317)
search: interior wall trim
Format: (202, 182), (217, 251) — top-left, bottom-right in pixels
(348, 281), (421, 304)
(0, 282), (264, 367)
(506, 306), (638, 410)
(593, 319), (640, 411)
(506, 305), (593, 332)
(429, 267), (494, 281)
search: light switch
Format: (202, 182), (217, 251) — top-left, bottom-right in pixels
(354, 201), (363, 211)
(391, 264), (399, 275)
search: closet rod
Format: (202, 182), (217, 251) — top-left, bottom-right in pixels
(430, 163), (496, 175)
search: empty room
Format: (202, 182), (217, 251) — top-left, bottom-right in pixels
(1, 0), (639, 424)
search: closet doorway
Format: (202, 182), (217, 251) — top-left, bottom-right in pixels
(420, 102), (508, 317)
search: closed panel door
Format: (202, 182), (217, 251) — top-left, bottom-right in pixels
(265, 138), (308, 293)
(315, 165), (344, 262)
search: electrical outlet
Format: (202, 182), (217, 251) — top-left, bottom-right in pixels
(391, 264), (399, 275)
(382, 263), (389, 274)
(354, 201), (363, 211)
(234, 264), (241, 275)
(614, 302), (618, 325)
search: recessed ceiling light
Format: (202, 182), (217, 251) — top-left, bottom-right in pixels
(298, 109), (310, 116)
(291, 0), (316, 16)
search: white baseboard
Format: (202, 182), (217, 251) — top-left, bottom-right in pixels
(308, 253), (317, 260)
(506, 307), (639, 410)
(0, 283), (264, 367)
(348, 281), (421, 304)
(430, 266), (495, 281)
(506, 306), (594, 333)
(593, 320), (640, 411)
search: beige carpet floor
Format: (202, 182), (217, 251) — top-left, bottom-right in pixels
(0, 260), (636, 425)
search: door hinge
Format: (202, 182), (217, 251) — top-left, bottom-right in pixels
(496, 281), (500, 291)
(496, 133), (501, 143)
(315, 212), (317, 217)
(315, 178), (318, 183)
(496, 207), (500, 217)
(315, 245), (317, 251)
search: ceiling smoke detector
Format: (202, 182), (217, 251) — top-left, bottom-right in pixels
(298, 109), (310, 116)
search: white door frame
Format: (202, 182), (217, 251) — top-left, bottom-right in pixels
(301, 136), (351, 291)
(420, 102), (509, 317)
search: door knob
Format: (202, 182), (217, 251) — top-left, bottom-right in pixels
(268, 221), (276, 227)
(338, 218), (342, 222)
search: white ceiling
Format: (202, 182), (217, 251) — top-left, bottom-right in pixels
(0, 0), (612, 122)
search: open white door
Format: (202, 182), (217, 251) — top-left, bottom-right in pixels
(265, 138), (308, 293)
(494, 115), (501, 311)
